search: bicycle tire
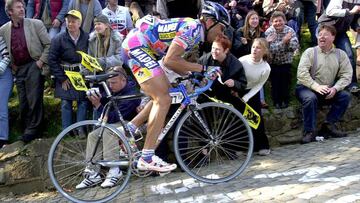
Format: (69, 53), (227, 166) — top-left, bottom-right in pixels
(173, 102), (253, 184)
(48, 120), (132, 203)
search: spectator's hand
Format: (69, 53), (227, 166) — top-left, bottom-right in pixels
(224, 79), (235, 87)
(204, 66), (222, 80)
(252, 0), (261, 5)
(36, 60), (44, 69)
(277, 3), (286, 11)
(87, 93), (102, 109)
(52, 19), (61, 28)
(350, 5), (360, 15)
(62, 79), (71, 91)
(236, 14), (242, 20)
(314, 85), (330, 95)
(282, 32), (292, 44)
(325, 87), (337, 99)
(240, 37), (248, 45)
(266, 33), (276, 42)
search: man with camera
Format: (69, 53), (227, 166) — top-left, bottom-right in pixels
(76, 66), (140, 189)
(295, 24), (352, 144)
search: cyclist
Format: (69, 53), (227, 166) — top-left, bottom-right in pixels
(121, 1), (230, 172)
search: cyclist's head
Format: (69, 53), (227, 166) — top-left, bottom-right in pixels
(200, 1), (230, 42)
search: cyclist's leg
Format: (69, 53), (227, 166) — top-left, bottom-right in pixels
(122, 30), (177, 172)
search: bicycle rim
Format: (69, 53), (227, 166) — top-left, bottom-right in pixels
(174, 102), (253, 184)
(47, 120), (132, 203)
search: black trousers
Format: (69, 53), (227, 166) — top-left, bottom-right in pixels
(15, 61), (44, 136)
(270, 63), (292, 106)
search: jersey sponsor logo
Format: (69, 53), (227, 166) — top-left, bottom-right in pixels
(158, 22), (178, 40)
(130, 48), (158, 69)
(158, 22), (177, 32)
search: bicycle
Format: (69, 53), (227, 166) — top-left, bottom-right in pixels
(48, 72), (254, 203)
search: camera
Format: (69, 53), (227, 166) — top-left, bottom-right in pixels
(86, 87), (100, 97)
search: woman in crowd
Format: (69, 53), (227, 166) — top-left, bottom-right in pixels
(239, 38), (271, 155)
(233, 10), (269, 108)
(88, 14), (123, 71)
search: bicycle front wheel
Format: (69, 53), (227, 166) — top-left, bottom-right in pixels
(48, 120), (132, 203)
(174, 102), (253, 184)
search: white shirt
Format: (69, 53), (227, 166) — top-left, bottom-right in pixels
(239, 55), (271, 102)
(102, 6), (133, 36)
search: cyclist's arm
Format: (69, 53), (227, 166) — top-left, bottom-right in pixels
(163, 43), (203, 75)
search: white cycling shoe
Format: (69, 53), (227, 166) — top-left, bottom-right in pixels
(137, 155), (177, 172)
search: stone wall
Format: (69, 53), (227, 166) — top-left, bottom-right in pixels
(0, 96), (359, 194)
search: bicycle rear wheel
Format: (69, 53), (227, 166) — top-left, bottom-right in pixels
(48, 120), (132, 203)
(174, 102), (253, 184)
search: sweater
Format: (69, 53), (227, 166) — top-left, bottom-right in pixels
(239, 55), (271, 102)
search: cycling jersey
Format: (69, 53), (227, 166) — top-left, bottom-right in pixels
(122, 15), (204, 84)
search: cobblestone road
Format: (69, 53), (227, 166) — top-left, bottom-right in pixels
(2, 131), (360, 203)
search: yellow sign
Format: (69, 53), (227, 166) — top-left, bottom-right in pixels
(204, 94), (260, 129)
(76, 51), (103, 72)
(65, 71), (88, 91)
(243, 102), (260, 129)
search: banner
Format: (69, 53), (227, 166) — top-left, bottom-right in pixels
(65, 71), (88, 91)
(76, 51), (103, 72)
(242, 102), (260, 129)
(204, 94), (260, 129)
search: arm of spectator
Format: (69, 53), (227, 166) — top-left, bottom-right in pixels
(35, 20), (51, 66)
(242, 65), (270, 103)
(94, 0), (103, 17)
(326, 0), (349, 17)
(333, 50), (353, 91)
(26, 0), (35, 18)
(297, 48), (320, 90)
(125, 7), (134, 30)
(231, 58), (247, 92)
(56, 0), (70, 24)
(285, 29), (299, 52)
(156, 0), (168, 19)
(232, 28), (246, 52)
(265, 28), (286, 53)
(48, 37), (68, 82)
(68, 0), (75, 12)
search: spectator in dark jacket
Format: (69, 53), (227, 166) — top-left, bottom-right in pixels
(48, 10), (90, 130)
(199, 35), (247, 109)
(91, 66), (140, 123)
(233, 10), (265, 58)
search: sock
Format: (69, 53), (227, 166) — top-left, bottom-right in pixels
(141, 149), (155, 162)
(127, 122), (137, 134)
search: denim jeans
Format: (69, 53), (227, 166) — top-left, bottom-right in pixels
(0, 68), (13, 141)
(295, 85), (351, 133)
(61, 99), (89, 129)
(294, 0), (318, 46)
(334, 32), (358, 84)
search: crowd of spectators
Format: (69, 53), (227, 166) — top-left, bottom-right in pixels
(0, 0), (359, 154)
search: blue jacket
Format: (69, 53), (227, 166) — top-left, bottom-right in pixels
(48, 29), (89, 100)
(96, 80), (140, 123)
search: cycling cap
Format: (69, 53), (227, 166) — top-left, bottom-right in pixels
(201, 1), (230, 27)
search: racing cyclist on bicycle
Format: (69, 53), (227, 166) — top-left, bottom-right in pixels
(122, 1), (230, 173)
